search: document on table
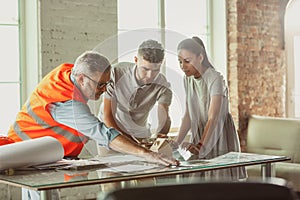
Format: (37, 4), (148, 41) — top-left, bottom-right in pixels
(92, 154), (146, 164)
(209, 152), (285, 164)
(27, 154), (144, 170)
(28, 154), (155, 171)
(93, 154), (161, 173)
(177, 146), (192, 161)
(97, 163), (159, 173)
(33, 159), (107, 170)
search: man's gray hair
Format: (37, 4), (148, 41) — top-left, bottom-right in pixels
(72, 51), (111, 76)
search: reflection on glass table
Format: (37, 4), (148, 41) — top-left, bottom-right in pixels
(0, 152), (290, 191)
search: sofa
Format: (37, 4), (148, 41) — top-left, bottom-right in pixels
(245, 115), (300, 192)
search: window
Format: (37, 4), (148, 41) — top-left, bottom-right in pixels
(293, 36), (300, 117)
(0, 0), (21, 135)
(117, 0), (209, 130)
(285, 0), (300, 118)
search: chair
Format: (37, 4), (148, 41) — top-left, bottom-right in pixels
(99, 177), (299, 200)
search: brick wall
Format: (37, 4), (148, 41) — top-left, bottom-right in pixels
(227, 0), (289, 150)
(40, 0), (117, 76)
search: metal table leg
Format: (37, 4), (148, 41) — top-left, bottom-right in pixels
(40, 190), (51, 200)
(261, 163), (274, 178)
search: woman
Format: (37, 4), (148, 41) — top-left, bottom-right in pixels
(174, 36), (245, 179)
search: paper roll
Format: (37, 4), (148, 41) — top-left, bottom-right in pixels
(0, 136), (64, 171)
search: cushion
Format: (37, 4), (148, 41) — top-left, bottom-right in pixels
(247, 115), (300, 163)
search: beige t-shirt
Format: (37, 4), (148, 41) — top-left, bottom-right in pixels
(184, 67), (245, 179)
(184, 67), (241, 158)
(100, 62), (172, 138)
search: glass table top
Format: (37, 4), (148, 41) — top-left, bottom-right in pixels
(0, 152), (290, 190)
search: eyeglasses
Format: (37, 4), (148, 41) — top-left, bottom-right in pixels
(83, 74), (112, 90)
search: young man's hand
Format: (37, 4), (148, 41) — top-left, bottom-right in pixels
(143, 151), (180, 166)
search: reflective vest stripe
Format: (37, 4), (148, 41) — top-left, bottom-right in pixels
(12, 99), (88, 144)
(12, 121), (31, 140)
(8, 64), (90, 156)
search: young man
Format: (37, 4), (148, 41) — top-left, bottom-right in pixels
(99, 39), (172, 144)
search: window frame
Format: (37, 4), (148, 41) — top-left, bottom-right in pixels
(0, 0), (21, 134)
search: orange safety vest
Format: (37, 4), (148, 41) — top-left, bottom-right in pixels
(8, 63), (90, 156)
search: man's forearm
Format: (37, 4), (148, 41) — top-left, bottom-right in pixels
(156, 116), (171, 135)
(108, 134), (179, 166)
(109, 135), (148, 156)
(157, 104), (171, 135)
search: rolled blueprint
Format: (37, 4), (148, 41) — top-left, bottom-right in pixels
(0, 136), (64, 171)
